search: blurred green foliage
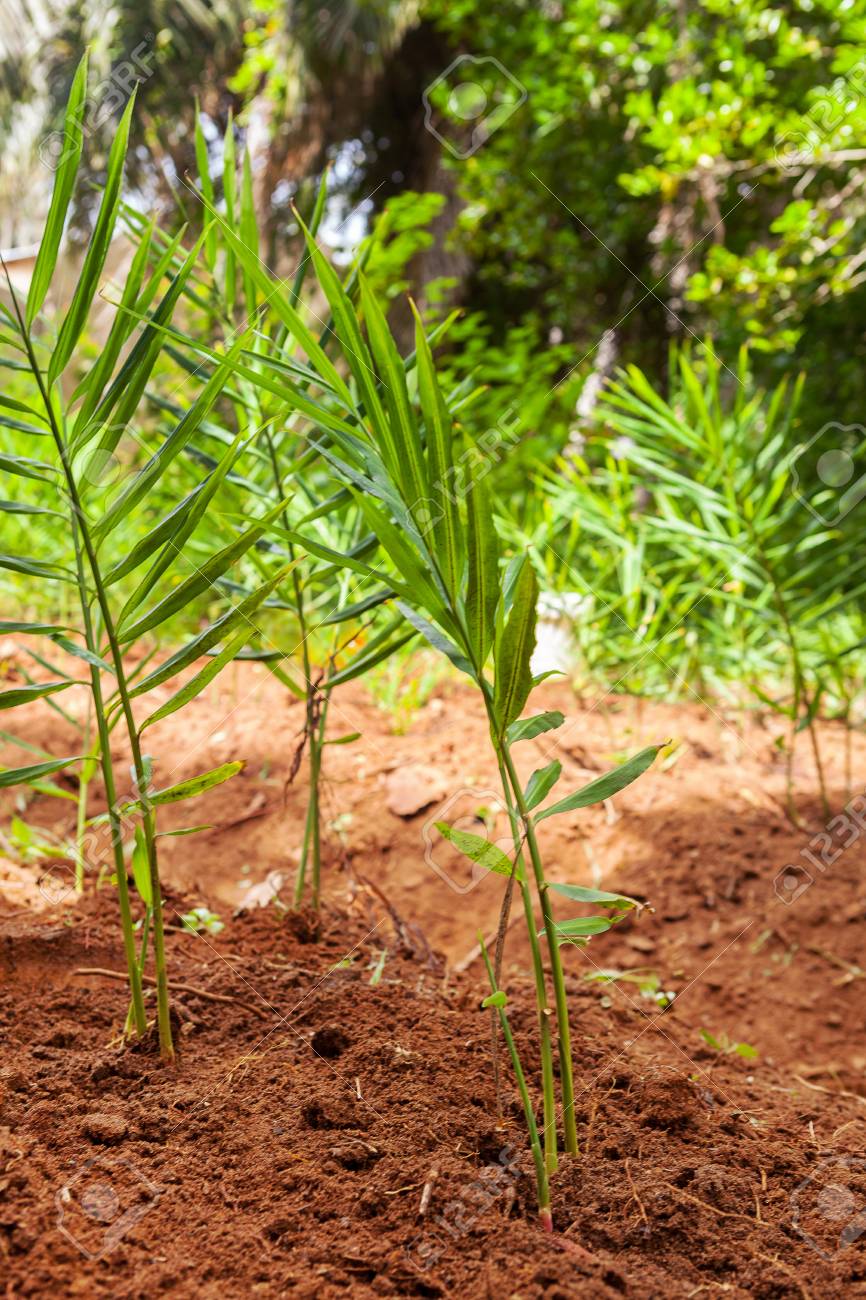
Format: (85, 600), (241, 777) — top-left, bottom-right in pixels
(424, 0), (866, 431)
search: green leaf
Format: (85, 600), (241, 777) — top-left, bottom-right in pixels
(354, 494), (444, 616)
(493, 557), (538, 731)
(323, 732), (361, 746)
(239, 148), (259, 312)
(289, 166), (329, 305)
(466, 470), (499, 666)
(71, 219), (155, 435)
(117, 498), (288, 643)
(0, 620), (69, 635)
(129, 565), (296, 696)
(156, 824), (212, 838)
(26, 53), (88, 326)
(410, 300), (461, 596)
(48, 94), (135, 384)
(140, 630), (251, 730)
(194, 103), (218, 272)
(0, 452), (54, 483)
(434, 822), (523, 882)
(396, 603), (474, 676)
(297, 217), (395, 467)
(48, 636), (113, 674)
(131, 825), (152, 905)
(113, 428), (250, 621)
(149, 760), (245, 805)
(0, 413), (51, 436)
(0, 755), (81, 789)
(524, 760), (562, 811)
(102, 475), (215, 588)
(71, 229), (205, 458)
(506, 711), (565, 744)
(542, 916), (615, 941)
(0, 500), (60, 517)
(0, 554), (69, 581)
(359, 272), (427, 509)
(534, 744), (663, 823)
(222, 112), (237, 316)
(196, 191), (351, 406)
(324, 628), (416, 689)
(0, 681), (75, 709)
(93, 331), (248, 542)
(481, 990), (508, 1009)
(545, 881), (638, 908)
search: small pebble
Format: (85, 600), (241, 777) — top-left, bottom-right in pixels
(81, 1113), (127, 1144)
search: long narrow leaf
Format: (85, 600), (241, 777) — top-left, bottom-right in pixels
(26, 54), (88, 325)
(534, 744), (664, 823)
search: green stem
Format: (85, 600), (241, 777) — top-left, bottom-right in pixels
(13, 302), (166, 1053)
(125, 726), (173, 1059)
(748, 523), (830, 819)
(294, 781), (315, 908)
(70, 489), (172, 1057)
(294, 701), (327, 909)
(479, 939), (551, 1230)
(74, 707), (95, 894)
(497, 736), (579, 1157)
(76, 591), (147, 1036)
(264, 429), (325, 911)
(494, 753), (558, 1174)
(124, 904), (152, 1038)
(309, 694), (329, 910)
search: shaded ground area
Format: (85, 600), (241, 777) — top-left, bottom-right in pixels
(3, 893), (866, 1298)
(2, 666), (866, 1294)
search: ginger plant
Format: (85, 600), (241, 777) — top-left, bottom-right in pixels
(0, 58), (286, 1058)
(213, 215), (662, 1216)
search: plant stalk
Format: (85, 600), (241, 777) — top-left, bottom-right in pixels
(494, 753), (559, 1174)
(496, 735), (580, 1156)
(13, 303), (170, 1055)
(479, 939), (552, 1231)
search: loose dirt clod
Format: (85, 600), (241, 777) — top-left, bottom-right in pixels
(80, 1113), (128, 1144)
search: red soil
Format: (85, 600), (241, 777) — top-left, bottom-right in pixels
(2, 666), (866, 1295)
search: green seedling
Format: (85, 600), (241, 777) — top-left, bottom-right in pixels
(121, 134), (414, 913)
(699, 1029), (759, 1060)
(180, 907), (225, 935)
(243, 222), (663, 1211)
(584, 967), (676, 1009)
(0, 61), (272, 1058)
